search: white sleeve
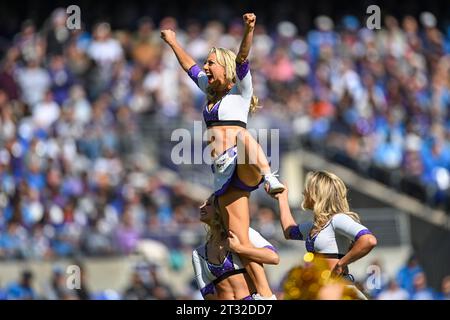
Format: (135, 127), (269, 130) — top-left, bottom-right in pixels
(331, 214), (372, 241)
(236, 60), (253, 98)
(192, 249), (214, 298)
(187, 65), (208, 93)
(248, 228), (277, 251)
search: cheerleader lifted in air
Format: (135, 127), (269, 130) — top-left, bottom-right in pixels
(162, 13), (283, 299)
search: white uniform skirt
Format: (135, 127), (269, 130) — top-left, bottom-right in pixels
(212, 145), (263, 196)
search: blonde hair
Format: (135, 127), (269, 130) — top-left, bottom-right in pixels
(205, 194), (228, 242)
(207, 47), (259, 114)
(301, 171), (360, 237)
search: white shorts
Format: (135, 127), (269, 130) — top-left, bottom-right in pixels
(212, 146), (263, 196)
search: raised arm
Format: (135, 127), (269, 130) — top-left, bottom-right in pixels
(161, 29), (208, 92)
(228, 230), (279, 265)
(268, 186), (312, 240)
(236, 13), (256, 64)
(268, 187), (299, 239)
(275, 189), (298, 239)
(161, 29), (196, 72)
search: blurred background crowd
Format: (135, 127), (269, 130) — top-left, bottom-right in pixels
(0, 0), (449, 299)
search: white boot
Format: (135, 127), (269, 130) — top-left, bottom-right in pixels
(264, 172), (285, 195)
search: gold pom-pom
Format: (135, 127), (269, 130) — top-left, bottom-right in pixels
(282, 254), (362, 300)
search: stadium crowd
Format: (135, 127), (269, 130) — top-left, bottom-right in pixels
(0, 5), (449, 299)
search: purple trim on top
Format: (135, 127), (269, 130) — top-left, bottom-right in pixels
(236, 60), (250, 80)
(305, 220), (333, 252)
(288, 226), (303, 240)
(305, 234), (316, 252)
(263, 245), (278, 253)
(187, 65), (202, 85)
(203, 101), (220, 123)
(354, 229), (372, 242)
(242, 294), (254, 300)
(200, 283), (215, 298)
(207, 251), (235, 278)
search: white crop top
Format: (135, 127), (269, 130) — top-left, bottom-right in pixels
(192, 227), (276, 298)
(288, 213), (373, 258)
(187, 60), (253, 128)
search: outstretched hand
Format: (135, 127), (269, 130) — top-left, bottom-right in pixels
(160, 29), (177, 45)
(243, 13), (256, 30)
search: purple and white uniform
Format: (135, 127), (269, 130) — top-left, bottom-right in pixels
(187, 60), (252, 129)
(192, 227), (277, 300)
(287, 213), (373, 259)
(187, 60), (263, 196)
(287, 213), (372, 299)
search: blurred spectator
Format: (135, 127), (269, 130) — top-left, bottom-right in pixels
(43, 265), (78, 300)
(131, 17), (161, 68)
(44, 9), (70, 56)
(396, 255), (423, 295)
(122, 262), (175, 300)
(87, 22), (123, 67)
(16, 58), (51, 108)
(411, 272), (436, 300)
(0, 221), (28, 259)
(122, 270), (153, 300)
(5, 270), (36, 300)
(146, 264), (175, 300)
(437, 275), (450, 300)
(377, 279), (409, 300)
(32, 91), (60, 129)
(48, 55), (75, 105)
(115, 210), (140, 254)
(0, 52), (20, 101)
(27, 223), (54, 259)
(13, 20), (44, 63)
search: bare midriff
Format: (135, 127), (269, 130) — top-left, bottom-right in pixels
(214, 272), (256, 300)
(206, 125), (245, 158)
